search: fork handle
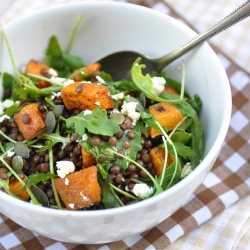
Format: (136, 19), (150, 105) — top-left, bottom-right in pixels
(157, 0), (250, 71)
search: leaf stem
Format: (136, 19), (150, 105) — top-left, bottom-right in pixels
(66, 15), (83, 54)
(0, 130), (17, 144)
(48, 148), (62, 209)
(109, 182), (139, 201)
(107, 148), (163, 194)
(0, 156), (41, 205)
(0, 23), (18, 85)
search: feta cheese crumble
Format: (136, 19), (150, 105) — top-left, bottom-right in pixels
(151, 76), (166, 95)
(0, 114), (10, 123)
(51, 76), (75, 87)
(83, 110), (92, 116)
(112, 93), (124, 100)
(121, 101), (140, 125)
(2, 99), (14, 109)
(96, 75), (105, 83)
(181, 162), (192, 178)
(132, 183), (153, 199)
(56, 161), (75, 178)
(48, 68), (58, 77)
(68, 203), (75, 209)
(95, 101), (100, 106)
(51, 92), (61, 100)
(82, 134), (88, 141)
(7, 151), (15, 157)
(65, 178), (69, 185)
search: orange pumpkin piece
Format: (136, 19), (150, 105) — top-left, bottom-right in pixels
(69, 63), (101, 81)
(148, 102), (183, 138)
(9, 177), (30, 200)
(149, 147), (175, 176)
(14, 103), (45, 140)
(61, 82), (114, 110)
(24, 59), (57, 88)
(54, 166), (101, 210)
(164, 86), (180, 96)
(82, 147), (96, 168)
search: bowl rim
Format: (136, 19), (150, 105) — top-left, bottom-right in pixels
(0, 1), (232, 217)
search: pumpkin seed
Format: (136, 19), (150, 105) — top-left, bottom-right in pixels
(110, 111), (125, 124)
(127, 96), (145, 112)
(14, 141), (29, 158)
(12, 155), (23, 172)
(45, 111), (56, 133)
(32, 186), (49, 206)
(53, 105), (64, 118)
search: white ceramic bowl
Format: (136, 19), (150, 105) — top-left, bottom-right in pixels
(0, 2), (231, 244)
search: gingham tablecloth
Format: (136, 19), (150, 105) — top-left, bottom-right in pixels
(0, 0), (250, 249)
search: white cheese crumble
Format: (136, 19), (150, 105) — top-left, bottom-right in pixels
(2, 99), (14, 109)
(96, 75), (105, 83)
(51, 92), (61, 100)
(68, 203), (75, 209)
(95, 101), (100, 106)
(65, 178), (69, 185)
(7, 151), (15, 157)
(51, 76), (75, 87)
(0, 114), (10, 122)
(151, 76), (166, 96)
(132, 183), (153, 199)
(112, 93), (124, 100)
(83, 110), (92, 116)
(56, 161), (75, 178)
(121, 101), (140, 125)
(80, 191), (93, 205)
(181, 162), (192, 178)
(48, 68), (58, 77)
(82, 134), (88, 141)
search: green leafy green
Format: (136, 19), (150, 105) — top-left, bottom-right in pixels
(1, 72), (19, 101)
(45, 36), (83, 77)
(98, 176), (122, 208)
(65, 108), (120, 137)
(24, 172), (57, 189)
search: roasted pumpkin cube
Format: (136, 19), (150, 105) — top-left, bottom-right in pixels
(69, 63), (101, 81)
(24, 59), (57, 88)
(55, 166), (101, 210)
(164, 86), (180, 96)
(61, 82), (114, 110)
(9, 177), (30, 200)
(82, 147), (96, 168)
(148, 102), (183, 138)
(149, 147), (175, 176)
(14, 103), (45, 140)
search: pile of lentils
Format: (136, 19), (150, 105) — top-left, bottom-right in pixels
(0, 91), (161, 209)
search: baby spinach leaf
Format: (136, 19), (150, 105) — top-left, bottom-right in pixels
(65, 108), (120, 137)
(62, 52), (84, 72)
(98, 176), (121, 208)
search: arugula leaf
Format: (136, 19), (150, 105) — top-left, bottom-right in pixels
(159, 162), (182, 190)
(62, 52), (84, 72)
(187, 94), (202, 113)
(24, 172), (57, 189)
(171, 130), (191, 144)
(4, 101), (22, 117)
(113, 130), (142, 172)
(15, 72), (62, 99)
(65, 108), (120, 137)
(169, 142), (196, 158)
